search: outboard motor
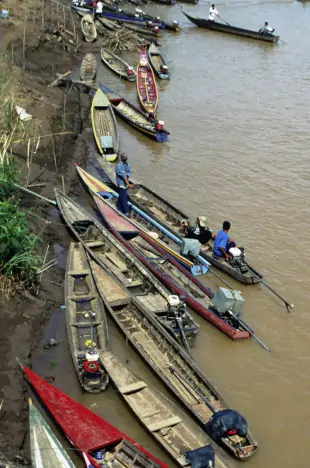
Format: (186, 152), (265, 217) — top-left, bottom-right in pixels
(228, 246), (248, 273)
(83, 349), (100, 375)
(160, 64), (168, 74)
(205, 409), (248, 441)
(155, 16), (161, 23)
(147, 20), (153, 28)
(173, 20), (179, 27)
(186, 444), (215, 468)
(167, 295), (189, 328)
(210, 287), (245, 326)
(126, 66), (135, 77)
(153, 26), (159, 33)
(155, 120), (165, 132)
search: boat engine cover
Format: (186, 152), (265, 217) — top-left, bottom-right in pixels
(205, 409), (248, 441)
(185, 444), (215, 468)
(212, 287), (244, 315)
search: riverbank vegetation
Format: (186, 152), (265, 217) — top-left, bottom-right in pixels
(0, 76), (42, 292)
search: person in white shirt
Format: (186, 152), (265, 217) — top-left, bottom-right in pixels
(208, 4), (220, 22)
(259, 22), (275, 34)
(96, 1), (103, 14)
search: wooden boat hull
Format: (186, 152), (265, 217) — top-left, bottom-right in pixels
(90, 264), (258, 460)
(55, 189), (199, 346)
(148, 43), (169, 79)
(80, 53), (97, 81)
(81, 14), (97, 43)
(182, 10), (279, 43)
(65, 242), (109, 393)
(100, 352), (233, 468)
(100, 84), (169, 142)
(75, 165), (251, 340)
(101, 48), (136, 81)
(137, 45), (158, 116)
(29, 399), (75, 467)
(23, 366), (168, 468)
(91, 88), (119, 162)
(116, 20), (162, 37)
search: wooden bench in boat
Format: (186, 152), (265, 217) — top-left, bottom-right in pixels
(147, 416), (182, 432)
(119, 381), (147, 395)
(90, 261), (130, 306)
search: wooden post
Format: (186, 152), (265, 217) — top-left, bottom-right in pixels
(63, 95), (66, 131)
(22, 0), (29, 70)
(11, 43), (14, 67)
(41, 0), (45, 31)
(51, 135), (58, 172)
(61, 174), (65, 193)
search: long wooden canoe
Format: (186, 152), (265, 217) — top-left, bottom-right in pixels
(55, 189), (199, 346)
(81, 14), (97, 43)
(182, 10), (279, 43)
(90, 262), (258, 460)
(101, 48), (136, 81)
(137, 45), (158, 116)
(65, 242), (109, 393)
(80, 52), (97, 81)
(91, 88), (119, 162)
(23, 366), (167, 468)
(100, 351), (233, 468)
(29, 398), (75, 468)
(75, 165), (251, 340)
(117, 20), (163, 37)
(100, 84), (169, 141)
(82, 163), (262, 285)
(148, 43), (170, 79)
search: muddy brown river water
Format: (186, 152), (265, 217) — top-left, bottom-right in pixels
(32, 1), (310, 466)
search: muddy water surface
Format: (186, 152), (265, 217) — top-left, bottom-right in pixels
(33, 1), (310, 467)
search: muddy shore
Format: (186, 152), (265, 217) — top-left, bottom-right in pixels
(0, 12), (100, 460)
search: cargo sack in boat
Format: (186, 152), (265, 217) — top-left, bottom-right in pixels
(185, 444), (215, 468)
(205, 409), (248, 441)
(180, 238), (200, 259)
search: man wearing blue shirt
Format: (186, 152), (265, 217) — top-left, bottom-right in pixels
(115, 153), (134, 217)
(213, 221), (236, 260)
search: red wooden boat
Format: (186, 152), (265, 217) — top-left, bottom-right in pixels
(75, 165), (251, 340)
(21, 365), (168, 468)
(137, 44), (158, 116)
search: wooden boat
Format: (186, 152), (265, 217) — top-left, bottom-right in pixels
(55, 189), (199, 346)
(65, 242), (109, 393)
(75, 165), (252, 340)
(137, 45), (158, 116)
(80, 52), (97, 82)
(101, 351), (233, 468)
(100, 83), (169, 142)
(148, 43), (169, 79)
(97, 15), (120, 31)
(182, 10), (280, 43)
(84, 162), (261, 285)
(116, 20), (163, 37)
(91, 88), (119, 162)
(29, 398), (75, 467)
(101, 48), (136, 81)
(23, 365), (168, 468)
(81, 14), (97, 43)
(90, 262), (258, 460)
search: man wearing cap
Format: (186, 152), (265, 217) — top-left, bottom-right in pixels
(181, 216), (215, 251)
(115, 153), (134, 217)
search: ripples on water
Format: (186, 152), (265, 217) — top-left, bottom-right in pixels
(34, 1), (310, 467)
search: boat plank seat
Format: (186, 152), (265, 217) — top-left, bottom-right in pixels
(126, 279), (144, 288)
(71, 321), (101, 327)
(91, 266), (131, 306)
(67, 295), (95, 302)
(136, 294), (167, 311)
(147, 416), (182, 432)
(68, 270), (89, 276)
(105, 251), (129, 272)
(86, 240), (105, 248)
(98, 255), (133, 285)
(119, 381), (147, 395)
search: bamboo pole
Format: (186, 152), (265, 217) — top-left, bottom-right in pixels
(22, 0), (29, 70)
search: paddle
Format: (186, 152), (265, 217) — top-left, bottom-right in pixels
(244, 261), (294, 313)
(218, 16), (231, 26)
(227, 309), (271, 353)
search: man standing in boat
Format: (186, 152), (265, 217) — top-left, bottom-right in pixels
(208, 4), (220, 22)
(115, 153), (134, 217)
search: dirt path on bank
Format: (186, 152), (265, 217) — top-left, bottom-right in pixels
(0, 12), (98, 460)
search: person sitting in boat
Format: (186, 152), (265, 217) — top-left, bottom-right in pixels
(181, 216), (215, 251)
(259, 22), (275, 35)
(213, 221), (237, 260)
(115, 153), (134, 217)
(208, 4), (220, 22)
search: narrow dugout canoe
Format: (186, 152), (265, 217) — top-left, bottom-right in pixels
(117, 20), (163, 37)
(100, 351), (233, 468)
(29, 398), (75, 468)
(65, 242), (109, 393)
(182, 10), (280, 43)
(23, 366), (167, 468)
(90, 263), (258, 460)
(55, 189), (199, 346)
(75, 165), (252, 340)
(91, 88), (119, 162)
(100, 48), (136, 81)
(148, 43), (170, 79)
(137, 45), (158, 116)
(81, 14), (97, 43)
(80, 52), (97, 81)
(100, 83), (169, 142)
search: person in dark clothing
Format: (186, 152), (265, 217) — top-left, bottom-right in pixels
(115, 153), (134, 217)
(181, 216), (215, 251)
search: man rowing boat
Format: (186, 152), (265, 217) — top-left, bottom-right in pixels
(259, 22), (275, 35)
(208, 4), (220, 22)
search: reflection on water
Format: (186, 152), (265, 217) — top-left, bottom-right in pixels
(33, 1), (310, 467)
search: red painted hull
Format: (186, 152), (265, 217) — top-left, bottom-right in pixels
(137, 46), (158, 115)
(23, 366), (167, 468)
(93, 195), (249, 340)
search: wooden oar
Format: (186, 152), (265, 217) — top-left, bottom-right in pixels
(244, 262), (294, 313)
(219, 17), (231, 26)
